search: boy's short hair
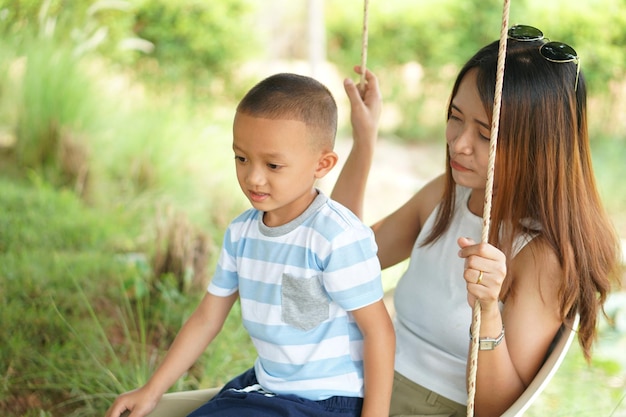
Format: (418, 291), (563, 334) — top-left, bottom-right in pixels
(236, 73), (338, 150)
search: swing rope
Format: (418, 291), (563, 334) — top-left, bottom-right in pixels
(466, 0), (511, 416)
(357, 0), (511, 414)
(359, 0), (370, 92)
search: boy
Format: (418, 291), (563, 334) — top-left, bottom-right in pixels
(105, 73), (395, 417)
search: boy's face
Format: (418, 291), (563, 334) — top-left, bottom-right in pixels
(232, 112), (337, 227)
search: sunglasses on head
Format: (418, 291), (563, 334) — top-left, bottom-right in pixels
(507, 25), (580, 91)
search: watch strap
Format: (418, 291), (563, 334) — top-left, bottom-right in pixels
(469, 326), (505, 351)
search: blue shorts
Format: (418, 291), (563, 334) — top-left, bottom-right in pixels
(187, 368), (363, 417)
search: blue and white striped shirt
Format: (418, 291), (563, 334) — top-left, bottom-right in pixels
(208, 191), (383, 400)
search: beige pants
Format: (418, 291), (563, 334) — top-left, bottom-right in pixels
(390, 372), (466, 417)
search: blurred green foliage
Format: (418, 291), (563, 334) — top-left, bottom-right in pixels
(132, 0), (256, 95)
(1, 0), (624, 94)
(0, 175), (253, 416)
(325, 0), (626, 142)
(0, 0), (137, 58)
(0, 0), (258, 95)
(13, 40), (98, 174)
(325, 0), (626, 90)
(326, 0), (503, 76)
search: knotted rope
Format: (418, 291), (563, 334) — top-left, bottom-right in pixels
(359, 0), (370, 92)
(466, 0), (511, 415)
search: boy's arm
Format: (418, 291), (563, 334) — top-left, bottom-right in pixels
(351, 299), (395, 417)
(105, 291), (239, 417)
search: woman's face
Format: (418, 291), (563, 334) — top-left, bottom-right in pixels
(446, 69), (491, 192)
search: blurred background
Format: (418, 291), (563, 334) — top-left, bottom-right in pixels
(0, 0), (624, 416)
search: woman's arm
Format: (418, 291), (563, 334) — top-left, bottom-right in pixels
(331, 66), (382, 219)
(372, 175), (445, 269)
(105, 292), (239, 417)
(458, 237), (562, 416)
(351, 299), (395, 417)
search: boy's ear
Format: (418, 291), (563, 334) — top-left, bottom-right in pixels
(314, 151), (338, 179)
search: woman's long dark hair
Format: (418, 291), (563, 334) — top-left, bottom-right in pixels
(423, 39), (621, 361)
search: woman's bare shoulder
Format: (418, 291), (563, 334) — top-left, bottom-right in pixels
(510, 237), (562, 296)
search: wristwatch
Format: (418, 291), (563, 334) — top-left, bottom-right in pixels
(469, 326), (505, 350)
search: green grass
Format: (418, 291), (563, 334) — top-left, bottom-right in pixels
(0, 179), (131, 415)
(0, 177), (255, 416)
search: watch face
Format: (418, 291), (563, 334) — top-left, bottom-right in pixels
(477, 327), (505, 350)
(479, 340), (496, 350)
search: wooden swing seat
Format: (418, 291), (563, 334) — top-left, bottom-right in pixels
(132, 313), (578, 417)
(135, 387), (221, 417)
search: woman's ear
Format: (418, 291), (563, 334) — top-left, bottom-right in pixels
(314, 151), (338, 179)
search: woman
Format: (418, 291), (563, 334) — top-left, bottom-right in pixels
(333, 25), (622, 416)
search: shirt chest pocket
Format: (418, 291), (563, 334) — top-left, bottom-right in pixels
(281, 273), (329, 331)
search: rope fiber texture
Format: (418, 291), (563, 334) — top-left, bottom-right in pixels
(466, 0), (510, 415)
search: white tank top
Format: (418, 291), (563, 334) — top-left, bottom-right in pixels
(394, 185), (533, 404)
